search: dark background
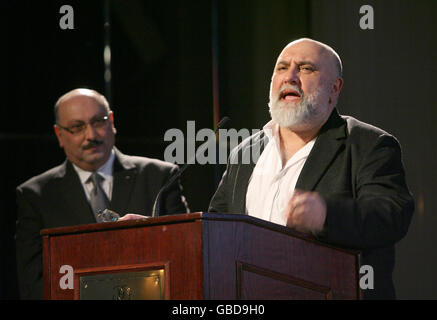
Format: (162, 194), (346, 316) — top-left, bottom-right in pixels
(1, 0), (436, 299)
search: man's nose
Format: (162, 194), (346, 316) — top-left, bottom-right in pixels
(283, 66), (300, 86)
(84, 123), (98, 140)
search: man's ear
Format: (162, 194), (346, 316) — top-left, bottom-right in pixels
(333, 77), (343, 94)
(329, 77), (343, 105)
(109, 111), (117, 135)
(54, 124), (64, 148)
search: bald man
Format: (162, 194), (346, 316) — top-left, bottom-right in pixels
(16, 88), (189, 299)
(209, 38), (414, 299)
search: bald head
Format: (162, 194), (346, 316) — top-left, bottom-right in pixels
(269, 38), (344, 132)
(283, 38), (343, 78)
(54, 88), (110, 123)
(53, 88), (116, 171)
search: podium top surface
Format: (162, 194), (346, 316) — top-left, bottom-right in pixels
(40, 212), (359, 256)
(41, 212), (290, 236)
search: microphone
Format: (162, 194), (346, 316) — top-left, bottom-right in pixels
(152, 116), (230, 217)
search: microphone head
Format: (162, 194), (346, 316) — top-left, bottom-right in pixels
(216, 116), (230, 129)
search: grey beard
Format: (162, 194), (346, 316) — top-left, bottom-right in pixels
(268, 88), (321, 129)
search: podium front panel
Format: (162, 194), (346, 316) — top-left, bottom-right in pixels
(43, 216), (204, 299)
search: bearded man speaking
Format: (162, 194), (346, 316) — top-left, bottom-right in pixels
(208, 38), (414, 299)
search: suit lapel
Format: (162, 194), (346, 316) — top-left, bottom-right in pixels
(295, 109), (347, 191)
(59, 160), (96, 224)
(110, 148), (137, 213)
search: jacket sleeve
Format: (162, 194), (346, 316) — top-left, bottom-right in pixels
(318, 134), (415, 249)
(208, 145), (239, 214)
(15, 187), (44, 299)
(208, 167), (230, 213)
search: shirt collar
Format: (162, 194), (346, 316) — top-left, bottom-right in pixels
(262, 120), (317, 169)
(263, 120), (280, 151)
(72, 149), (115, 184)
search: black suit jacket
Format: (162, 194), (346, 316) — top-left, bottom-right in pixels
(15, 148), (189, 299)
(209, 109), (414, 299)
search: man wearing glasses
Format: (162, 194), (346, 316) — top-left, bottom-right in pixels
(15, 88), (189, 299)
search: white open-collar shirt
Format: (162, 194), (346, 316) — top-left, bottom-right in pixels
(246, 121), (316, 226)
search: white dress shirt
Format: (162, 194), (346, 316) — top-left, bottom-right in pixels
(72, 150), (115, 201)
(246, 121), (316, 226)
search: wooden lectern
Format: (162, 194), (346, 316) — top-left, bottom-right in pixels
(41, 212), (362, 300)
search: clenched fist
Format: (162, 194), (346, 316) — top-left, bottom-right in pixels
(283, 189), (327, 235)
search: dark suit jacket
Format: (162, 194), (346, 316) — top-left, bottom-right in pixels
(15, 148), (189, 299)
(209, 109), (414, 299)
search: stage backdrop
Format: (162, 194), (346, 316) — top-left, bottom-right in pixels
(2, 0), (436, 299)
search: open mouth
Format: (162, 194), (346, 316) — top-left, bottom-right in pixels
(280, 89), (301, 101)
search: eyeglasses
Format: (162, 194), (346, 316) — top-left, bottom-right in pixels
(57, 115), (110, 135)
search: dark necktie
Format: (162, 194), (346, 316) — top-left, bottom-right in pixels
(88, 172), (110, 222)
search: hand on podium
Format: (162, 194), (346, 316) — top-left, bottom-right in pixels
(118, 213), (149, 221)
(98, 209), (149, 222)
